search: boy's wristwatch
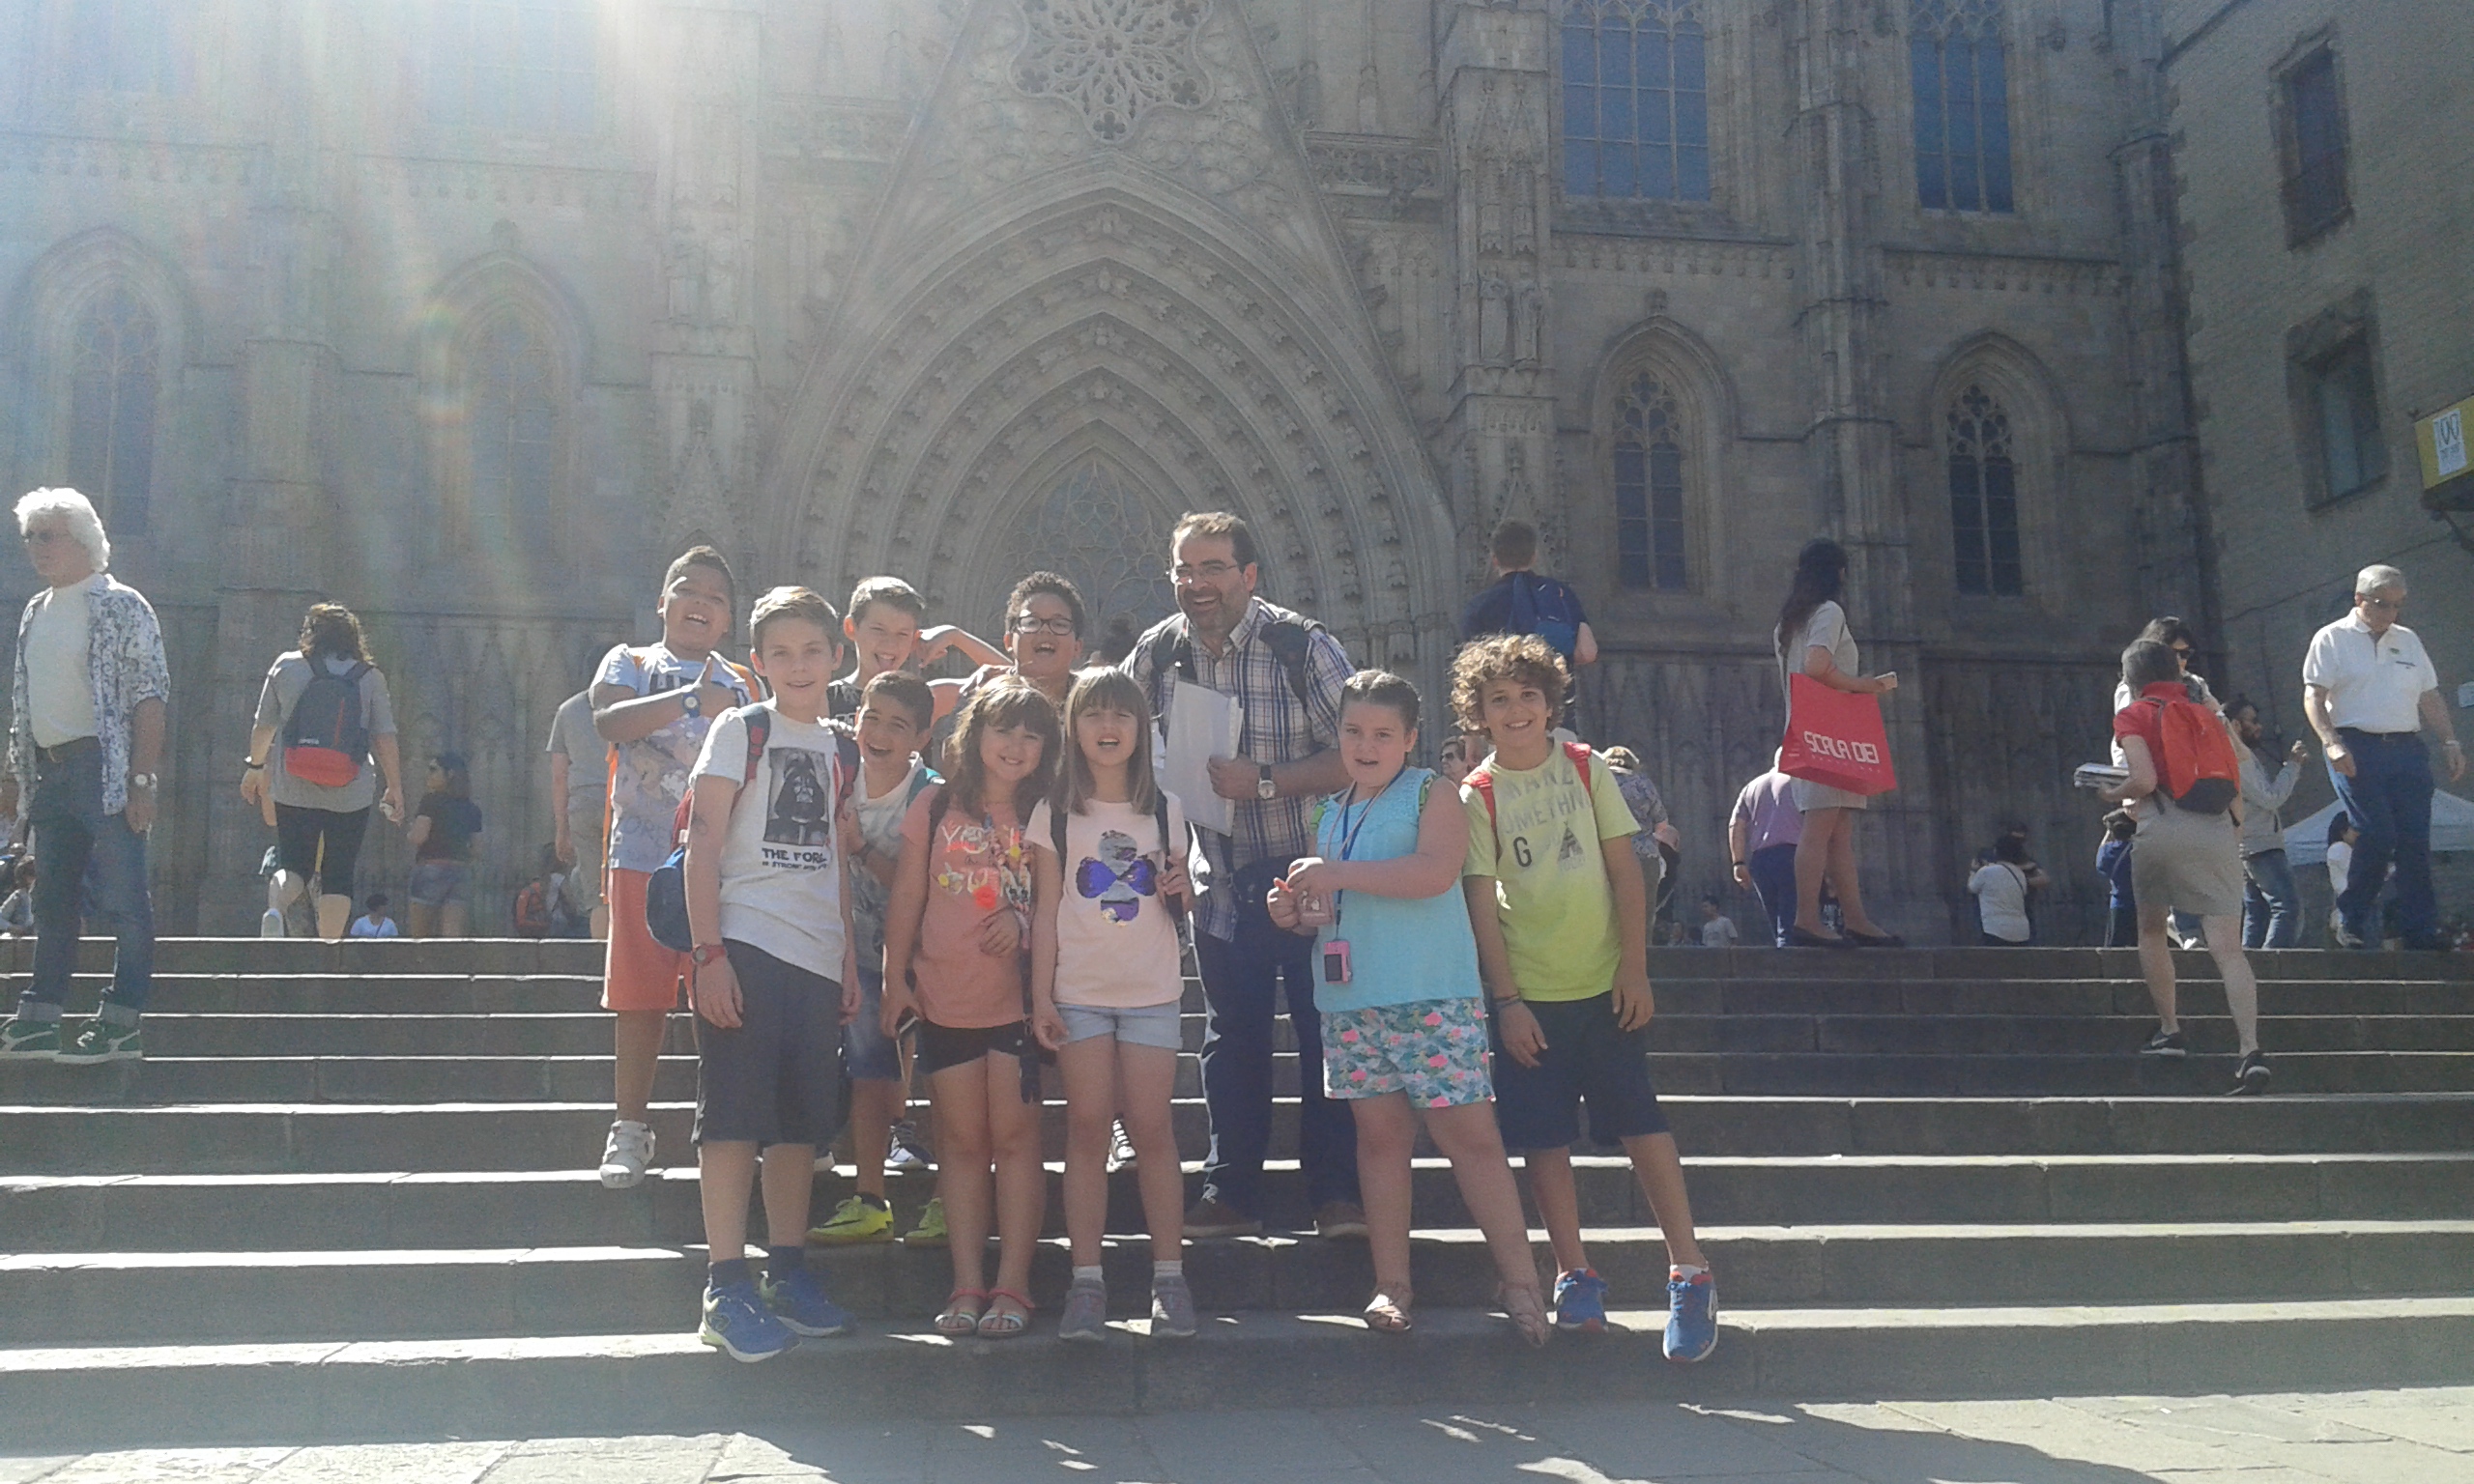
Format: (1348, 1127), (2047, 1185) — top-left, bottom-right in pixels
(1256, 763), (1277, 800)
(679, 690), (703, 717)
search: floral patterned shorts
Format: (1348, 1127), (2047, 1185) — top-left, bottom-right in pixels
(1321, 998), (1494, 1108)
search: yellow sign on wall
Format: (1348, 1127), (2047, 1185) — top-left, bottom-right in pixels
(2417, 393), (2474, 508)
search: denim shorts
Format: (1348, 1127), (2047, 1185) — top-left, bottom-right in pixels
(408, 859), (473, 909)
(1056, 1001), (1184, 1051)
(845, 962), (903, 1083)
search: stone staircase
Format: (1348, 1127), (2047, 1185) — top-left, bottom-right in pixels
(3, 937), (2472, 1448)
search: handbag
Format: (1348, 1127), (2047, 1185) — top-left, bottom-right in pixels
(1779, 671), (1898, 797)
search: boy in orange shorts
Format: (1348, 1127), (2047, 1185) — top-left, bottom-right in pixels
(591, 545), (761, 1187)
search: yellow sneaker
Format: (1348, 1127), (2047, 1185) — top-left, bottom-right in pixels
(807, 1193), (894, 1245)
(901, 1196), (948, 1247)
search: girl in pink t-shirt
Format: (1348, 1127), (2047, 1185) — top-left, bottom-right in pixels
(880, 676), (1057, 1339)
(1029, 671), (1194, 1342)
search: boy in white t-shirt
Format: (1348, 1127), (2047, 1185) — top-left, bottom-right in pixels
(682, 586), (860, 1362)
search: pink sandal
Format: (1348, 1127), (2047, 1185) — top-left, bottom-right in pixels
(978, 1287), (1036, 1338)
(935, 1289), (988, 1336)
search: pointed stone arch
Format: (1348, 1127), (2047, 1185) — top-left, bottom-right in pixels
(967, 424), (1192, 641)
(1577, 315), (1739, 605)
(1919, 330), (2072, 605)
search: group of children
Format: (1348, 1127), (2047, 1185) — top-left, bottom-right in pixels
(589, 544), (1718, 1367)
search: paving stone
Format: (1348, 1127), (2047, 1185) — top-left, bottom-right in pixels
(252, 1442), (509, 1484)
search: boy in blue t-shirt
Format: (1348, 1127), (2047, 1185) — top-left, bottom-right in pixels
(1453, 634), (1715, 1363)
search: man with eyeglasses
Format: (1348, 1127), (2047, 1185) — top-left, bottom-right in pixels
(1121, 511), (1363, 1241)
(2303, 565), (2463, 950)
(0, 489), (170, 1065)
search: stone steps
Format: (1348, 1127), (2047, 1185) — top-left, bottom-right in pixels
(11, 1152), (2469, 1253)
(6, 1298), (2472, 1450)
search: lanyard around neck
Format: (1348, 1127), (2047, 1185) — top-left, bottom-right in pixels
(1329, 772), (1398, 928)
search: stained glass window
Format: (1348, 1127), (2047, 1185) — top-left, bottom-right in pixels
(468, 317), (559, 553)
(428, 0), (597, 134)
(1947, 385), (2023, 596)
(1613, 375), (1689, 591)
(1911, 0), (2013, 214)
(69, 285), (159, 536)
(1562, 1), (1711, 203)
(1017, 458), (1178, 634)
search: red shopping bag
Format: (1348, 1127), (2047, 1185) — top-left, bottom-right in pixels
(1780, 672), (1898, 796)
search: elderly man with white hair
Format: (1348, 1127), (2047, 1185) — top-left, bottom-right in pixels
(2302, 563), (2465, 951)
(0, 488), (170, 1063)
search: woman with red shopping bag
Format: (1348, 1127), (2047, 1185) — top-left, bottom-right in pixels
(1773, 540), (1904, 948)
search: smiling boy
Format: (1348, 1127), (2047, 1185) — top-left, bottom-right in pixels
(590, 546), (755, 1188)
(1452, 634), (1716, 1363)
(828, 577), (1008, 727)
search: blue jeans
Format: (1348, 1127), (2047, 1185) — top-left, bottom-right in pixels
(1194, 859), (1359, 1217)
(2330, 730), (2437, 946)
(1746, 843), (1797, 948)
(18, 741), (155, 1021)
(2242, 848), (2301, 950)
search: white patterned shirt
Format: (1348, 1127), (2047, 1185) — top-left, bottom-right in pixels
(10, 573), (171, 817)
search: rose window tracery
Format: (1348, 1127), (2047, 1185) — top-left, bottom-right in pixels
(1014, 0), (1213, 143)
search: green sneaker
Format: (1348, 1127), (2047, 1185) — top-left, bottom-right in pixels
(58, 1019), (141, 1065)
(0, 1017), (60, 1061)
(901, 1195), (947, 1247)
(808, 1193), (895, 1245)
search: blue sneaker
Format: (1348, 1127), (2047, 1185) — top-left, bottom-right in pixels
(700, 1280), (798, 1362)
(1552, 1268), (1608, 1333)
(1665, 1269), (1718, 1363)
(762, 1267), (854, 1337)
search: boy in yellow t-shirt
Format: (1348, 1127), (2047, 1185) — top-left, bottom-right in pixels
(1453, 635), (1716, 1363)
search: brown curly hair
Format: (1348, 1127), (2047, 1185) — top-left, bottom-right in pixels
(1450, 634), (1568, 732)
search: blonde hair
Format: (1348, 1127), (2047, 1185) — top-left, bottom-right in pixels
(942, 672), (1059, 819)
(1055, 670), (1160, 817)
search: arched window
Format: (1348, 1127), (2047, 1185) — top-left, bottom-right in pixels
(428, 0), (596, 134)
(1911, 0), (2013, 214)
(69, 284), (160, 535)
(465, 316), (559, 554)
(1614, 374), (1689, 591)
(1015, 457), (1177, 633)
(1947, 385), (2023, 596)
(1562, 1), (1711, 203)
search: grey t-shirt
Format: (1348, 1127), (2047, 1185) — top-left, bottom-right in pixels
(544, 690), (610, 825)
(253, 652), (397, 813)
(1778, 601), (1858, 704)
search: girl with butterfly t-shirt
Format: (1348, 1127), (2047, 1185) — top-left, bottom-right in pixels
(1028, 670), (1195, 1343)
(878, 675), (1056, 1339)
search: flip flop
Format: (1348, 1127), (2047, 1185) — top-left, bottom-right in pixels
(935, 1288), (988, 1336)
(978, 1287), (1036, 1338)
(1363, 1289), (1413, 1334)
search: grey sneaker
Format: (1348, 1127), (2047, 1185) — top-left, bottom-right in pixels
(1106, 1120), (1137, 1174)
(1149, 1273), (1197, 1339)
(58, 1019), (141, 1065)
(1057, 1275), (1108, 1344)
(597, 1119), (655, 1188)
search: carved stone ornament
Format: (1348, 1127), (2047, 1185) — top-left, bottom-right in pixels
(1013, 0), (1214, 143)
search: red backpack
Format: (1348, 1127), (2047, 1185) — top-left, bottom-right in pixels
(2146, 694), (2240, 814)
(1464, 741), (1599, 852)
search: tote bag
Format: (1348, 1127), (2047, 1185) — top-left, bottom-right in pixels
(1780, 672), (1898, 796)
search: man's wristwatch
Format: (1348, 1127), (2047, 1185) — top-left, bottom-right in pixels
(690, 943), (728, 969)
(129, 774), (158, 791)
(1256, 762), (1277, 801)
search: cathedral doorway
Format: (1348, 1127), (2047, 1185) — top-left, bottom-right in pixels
(1007, 452), (1179, 641)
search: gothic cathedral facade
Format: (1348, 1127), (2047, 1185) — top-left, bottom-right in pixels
(0, 1), (2205, 937)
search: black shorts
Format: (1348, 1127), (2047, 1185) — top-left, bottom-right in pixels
(693, 940), (845, 1150)
(1489, 992), (1671, 1151)
(274, 803), (372, 899)
(917, 1018), (1039, 1079)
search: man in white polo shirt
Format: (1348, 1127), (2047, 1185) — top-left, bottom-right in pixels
(2301, 564), (2464, 950)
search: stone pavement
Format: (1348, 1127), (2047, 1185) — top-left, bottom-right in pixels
(5, 1387), (2471, 1484)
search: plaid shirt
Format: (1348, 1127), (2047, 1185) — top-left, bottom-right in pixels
(9, 573), (170, 817)
(1122, 597), (1351, 942)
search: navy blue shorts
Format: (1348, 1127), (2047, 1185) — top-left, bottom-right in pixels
(1488, 991), (1670, 1151)
(693, 940), (845, 1150)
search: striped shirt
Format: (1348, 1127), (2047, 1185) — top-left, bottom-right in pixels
(1122, 597), (1351, 942)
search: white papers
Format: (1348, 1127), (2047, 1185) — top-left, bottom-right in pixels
(2073, 763), (2129, 792)
(1162, 679), (1243, 837)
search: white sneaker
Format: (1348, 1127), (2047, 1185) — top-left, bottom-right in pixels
(599, 1119), (654, 1188)
(1107, 1119), (1137, 1174)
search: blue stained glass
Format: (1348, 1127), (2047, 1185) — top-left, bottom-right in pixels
(1639, 30), (1668, 92)
(1564, 24), (1596, 85)
(1605, 140), (1638, 196)
(1566, 84), (1597, 141)
(1638, 140), (1670, 198)
(1678, 92), (1708, 147)
(1565, 6), (1712, 203)
(1602, 32), (1632, 86)
(1675, 29), (1705, 91)
(1603, 84), (1634, 141)
(1634, 86), (1663, 145)
(1567, 142), (1598, 197)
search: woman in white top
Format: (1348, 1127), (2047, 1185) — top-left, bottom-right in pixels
(1773, 540), (1901, 948)
(1969, 837), (2035, 945)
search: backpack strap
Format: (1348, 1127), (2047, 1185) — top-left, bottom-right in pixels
(668, 703), (770, 847)
(1050, 798), (1070, 865)
(1466, 766), (1500, 853)
(1257, 618), (1323, 716)
(1566, 742), (1598, 810)
(834, 731), (860, 812)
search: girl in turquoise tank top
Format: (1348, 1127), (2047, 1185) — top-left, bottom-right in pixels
(1267, 671), (1549, 1346)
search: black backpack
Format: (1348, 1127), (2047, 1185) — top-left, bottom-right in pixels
(282, 660), (373, 787)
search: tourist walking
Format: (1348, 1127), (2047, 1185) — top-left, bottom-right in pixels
(1773, 540), (1901, 948)
(545, 688), (611, 939)
(1728, 760), (1801, 948)
(406, 754), (482, 938)
(244, 603), (403, 941)
(1121, 511), (1362, 1241)
(2226, 697), (2308, 949)
(1460, 519), (1598, 670)
(2301, 565), (2464, 951)
(2101, 640), (2269, 1093)
(2097, 812), (2138, 948)
(0, 488), (169, 1065)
